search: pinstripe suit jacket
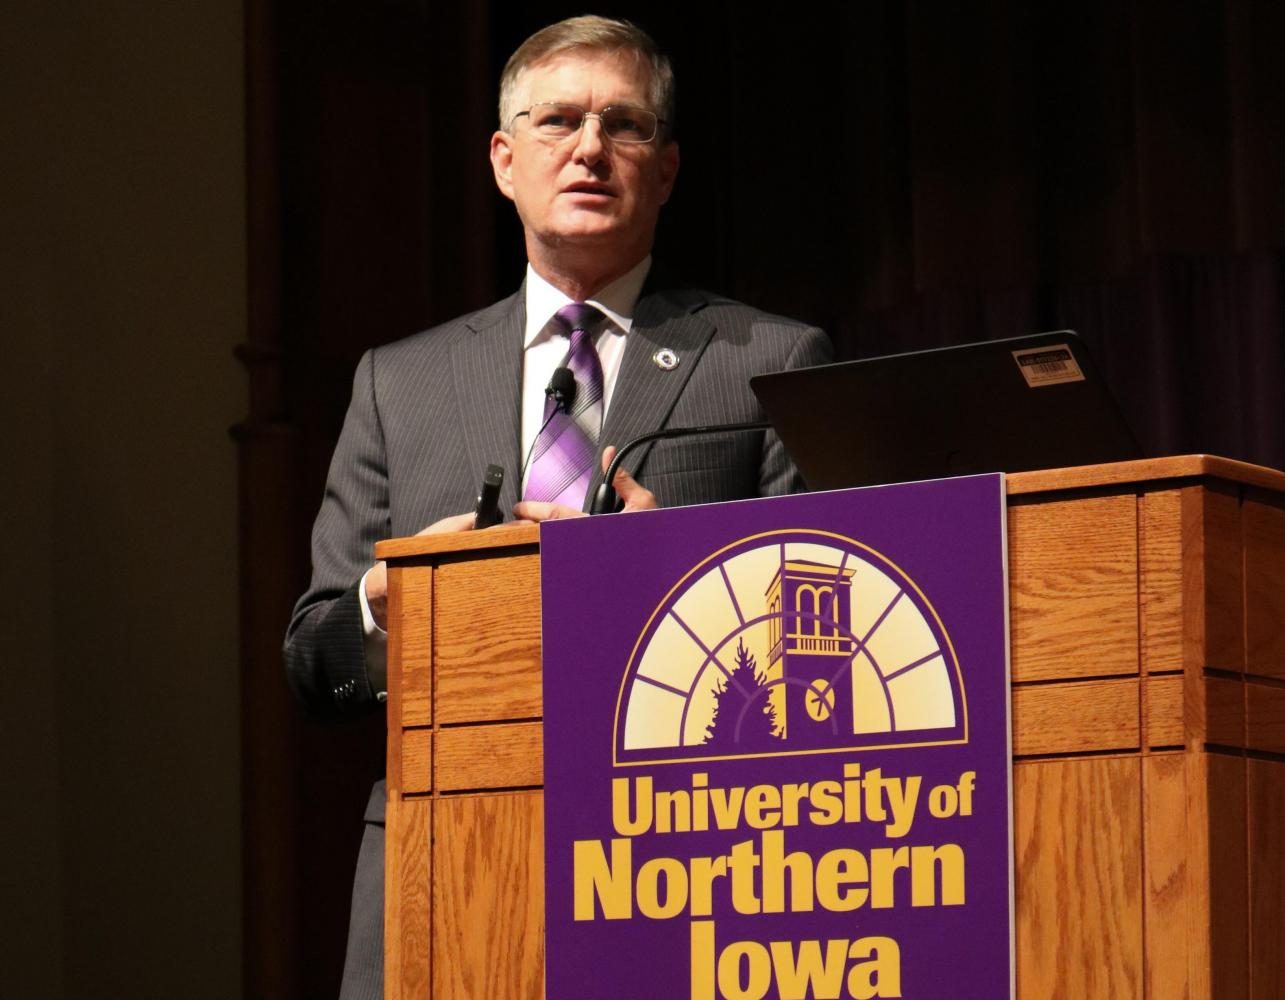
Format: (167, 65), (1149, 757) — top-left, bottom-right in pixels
(284, 282), (831, 722)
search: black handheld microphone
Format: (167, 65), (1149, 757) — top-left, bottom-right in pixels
(589, 420), (774, 515)
(473, 463), (504, 528)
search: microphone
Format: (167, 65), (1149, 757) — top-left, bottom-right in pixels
(519, 367), (579, 488)
(546, 366), (576, 413)
(589, 420), (774, 515)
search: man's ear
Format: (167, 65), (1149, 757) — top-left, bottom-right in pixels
(490, 131), (516, 201)
(658, 140), (680, 206)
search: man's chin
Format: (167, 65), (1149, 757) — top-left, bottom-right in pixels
(540, 220), (628, 247)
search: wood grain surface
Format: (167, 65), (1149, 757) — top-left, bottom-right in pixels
(385, 564), (430, 795)
(1143, 753), (1190, 999)
(1244, 492), (1285, 679)
(1182, 484), (1244, 673)
(376, 522), (540, 560)
(1008, 495), (1138, 681)
(1249, 758), (1285, 998)
(1248, 682), (1285, 755)
(384, 795), (431, 1000)
(394, 564), (434, 727)
(1005, 454), (1285, 496)
(1205, 674), (1248, 749)
(434, 791), (545, 1000)
(1011, 678), (1139, 756)
(1146, 673), (1184, 747)
(1204, 752), (1249, 998)
(1013, 756), (1143, 999)
(435, 552), (542, 724)
(401, 728), (432, 794)
(1140, 489), (1185, 674)
(435, 721), (543, 791)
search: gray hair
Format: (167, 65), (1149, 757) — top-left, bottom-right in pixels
(497, 16), (675, 136)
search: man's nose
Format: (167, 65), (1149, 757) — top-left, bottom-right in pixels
(572, 115), (607, 164)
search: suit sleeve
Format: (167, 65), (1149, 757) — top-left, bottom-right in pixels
(283, 349), (392, 720)
(758, 325), (834, 497)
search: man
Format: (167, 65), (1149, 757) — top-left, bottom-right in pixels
(285, 15), (831, 998)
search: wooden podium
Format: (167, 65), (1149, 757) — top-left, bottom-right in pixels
(375, 456), (1285, 999)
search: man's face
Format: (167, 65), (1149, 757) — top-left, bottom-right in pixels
(490, 50), (680, 272)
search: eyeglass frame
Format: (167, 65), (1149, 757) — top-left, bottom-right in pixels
(508, 102), (669, 144)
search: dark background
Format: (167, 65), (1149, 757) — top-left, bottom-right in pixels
(246, 2), (1284, 996)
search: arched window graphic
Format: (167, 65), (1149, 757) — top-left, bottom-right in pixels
(794, 585), (821, 636)
(817, 586), (837, 635)
(615, 530), (966, 764)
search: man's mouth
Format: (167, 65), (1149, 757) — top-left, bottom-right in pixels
(562, 182), (615, 197)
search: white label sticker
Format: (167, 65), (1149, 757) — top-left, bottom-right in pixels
(1011, 345), (1085, 387)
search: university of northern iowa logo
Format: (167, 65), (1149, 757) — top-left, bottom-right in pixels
(615, 529), (967, 765)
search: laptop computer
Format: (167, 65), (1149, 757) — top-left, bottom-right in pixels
(750, 330), (1142, 490)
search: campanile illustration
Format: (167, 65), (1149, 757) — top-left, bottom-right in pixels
(765, 559), (857, 745)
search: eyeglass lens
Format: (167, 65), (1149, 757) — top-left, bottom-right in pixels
(527, 104), (657, 142)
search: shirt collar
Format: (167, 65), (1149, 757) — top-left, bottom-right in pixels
(522, 255), (652, 348)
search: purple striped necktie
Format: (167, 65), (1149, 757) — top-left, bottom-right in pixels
(523, 302), (606, 509)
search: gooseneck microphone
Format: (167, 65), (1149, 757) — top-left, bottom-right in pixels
(589, 420), (774, 515)
(519, 366), (579, 488)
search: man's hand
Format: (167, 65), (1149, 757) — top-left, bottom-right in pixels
(599, 445), (657, 513)
(363, 511), (476, 629)
(512, 445), (657, 523)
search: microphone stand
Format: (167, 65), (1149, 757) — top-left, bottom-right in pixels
(590, 420), (773, 515)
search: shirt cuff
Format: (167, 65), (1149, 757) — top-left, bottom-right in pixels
(358, 566), (389, 701)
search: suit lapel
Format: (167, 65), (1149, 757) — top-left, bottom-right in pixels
(452, 290), (525, 514)
(591, 288), (716, 502)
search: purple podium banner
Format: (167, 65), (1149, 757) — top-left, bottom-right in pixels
(541, 476), (1012, 1000)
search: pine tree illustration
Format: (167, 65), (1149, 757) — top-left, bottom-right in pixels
(703, 639), (782, 749)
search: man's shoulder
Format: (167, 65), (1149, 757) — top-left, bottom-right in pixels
(640, 286), (826, 367)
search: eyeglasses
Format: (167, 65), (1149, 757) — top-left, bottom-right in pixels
(510, 103), (665, 144)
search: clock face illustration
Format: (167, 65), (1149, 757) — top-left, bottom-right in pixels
(614, 529), (966, 765)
